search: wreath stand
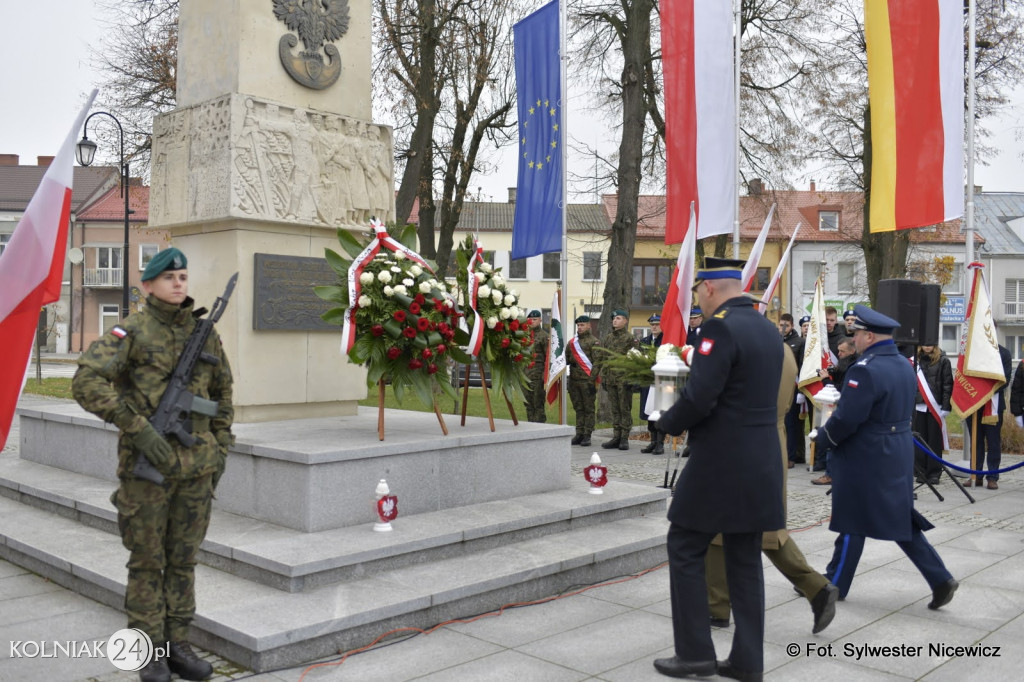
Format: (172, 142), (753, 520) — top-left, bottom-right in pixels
(376, 379), (448, 441)
(458, 360), (519, 432)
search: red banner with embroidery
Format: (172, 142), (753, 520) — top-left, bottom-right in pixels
(341, 219), (433, 354)
(465, 237), (486, 356)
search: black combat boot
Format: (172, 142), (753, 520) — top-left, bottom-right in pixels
(652, 431), (665, 455)
(579, 434), (591, 447)
(571, 434), (583, 445)
(138, 654), (171, 682)
(167, 641), (213, 681)
(601, 431), (621, 449)
(618, 430), (630, 451)
(640, 439), (657, 454)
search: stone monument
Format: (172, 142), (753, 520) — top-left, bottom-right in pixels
(149, 0), (392, 421)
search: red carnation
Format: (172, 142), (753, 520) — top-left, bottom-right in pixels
(501, 337), (511, 348)
(514, 353), (524, 362)
(433, 298), (446, 311)
(409, 302), (421, 314)
(527, 361), (535, 369)
(409, 359), (424, 370)
(417, 317), (430, 332)
(510, 320), (520, 331)
(422, 349), (434, 359)
(427, 364), (439, 375)
(443, 329), (455, 341)
(495, 321), (505, 332)
(393, 310), (407, 322)
(371, 324), (385, 337)
(414, 293), (426, 305)
(403, 327), (417, 339)
(436, 344), (447, 354)
(438, 322), (450, 333)
(387, 347), (402, 360)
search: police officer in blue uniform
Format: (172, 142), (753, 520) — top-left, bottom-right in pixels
(814, 305), (957, 607)
(653, 258), (785, 681)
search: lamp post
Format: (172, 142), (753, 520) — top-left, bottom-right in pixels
(76, 112), (131, 320)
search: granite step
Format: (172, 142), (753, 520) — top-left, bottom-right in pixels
(0, 455), (669, 592)
(0, 492), (669, 672)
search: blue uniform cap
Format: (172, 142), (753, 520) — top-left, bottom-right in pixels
(695, 257), (745, 282)
(141, 247), (187, 281)
(798, 315), (811, 326)
(648, 314), (661, 323)
(689, 307), (702, 317)
(850, 304), (900, 334)
(843, 309), (856, 319)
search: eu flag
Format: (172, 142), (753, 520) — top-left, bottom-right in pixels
(511, 0), (562, 261)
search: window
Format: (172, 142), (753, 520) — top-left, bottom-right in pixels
(750, 266), (770, 293)
(140, 244), (159, 270)
(802, 262), (824, 292)
(583, 252), (602, 281)
(1006, 335), (1024, 362)
(940, 323), (959, 357)
(542, 252), (560, 279)
(0, 232), (10, 257)
(942, 264), (963, 294)
(100, 304), (120, 334)
(1005, 279), (1024, 318)
(838, 261), (856, 293)
(631, 261), (672, 306)
(507, 252), (527, 279)
(819, 210), (839, 231)
(583, 304), (602, 319)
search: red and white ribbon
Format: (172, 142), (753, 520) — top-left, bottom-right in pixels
(911, 358), (950, 451)
(567, 336), (593, 377)
(341, 219), (433, 354)
(465, 236), (486, 357)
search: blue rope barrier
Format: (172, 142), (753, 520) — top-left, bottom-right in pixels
(913, 435), (1024, 476)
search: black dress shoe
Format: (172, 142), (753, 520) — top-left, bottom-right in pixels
(810, 582), (839, 634)
(167, 641), (213, 680)
(709, 616), (730, 628)
(139, 655), (171, 682)
(716, 659), (763, 681)
(928, 578), (958, 610)
(652, 656), (716, 678)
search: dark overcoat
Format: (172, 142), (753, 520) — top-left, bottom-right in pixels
(816, 339), (916, 541)
(659, 296), (785, 533)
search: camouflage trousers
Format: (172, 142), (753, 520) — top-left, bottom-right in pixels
(524, 375), (547, 423)
(113, 475), (214, 643)
(568, 378), (597, 436)
(604, 381), (633, 433)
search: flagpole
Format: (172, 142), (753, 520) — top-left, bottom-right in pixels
(733, 0), (742, 258)
(965, 0), (976, 264)
(559, 0), (569, 425)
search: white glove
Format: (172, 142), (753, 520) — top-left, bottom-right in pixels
(680, 345), (694, 367)
(940, 409), (950, 419)
(795, 393), (806, 406)
(1017, 415), (1023, 428)
(808, 428), (819, 440)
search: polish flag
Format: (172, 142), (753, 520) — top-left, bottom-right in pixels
(659, 203), (697, 347)
(865, 0), (963, 231)
(741, 204), (776, 292)
(0, 91), (96, 449)
(758, 223), (801, 315)
(662, 0), (735, 244)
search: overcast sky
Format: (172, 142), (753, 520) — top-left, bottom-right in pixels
(2, 0), (1021, 202)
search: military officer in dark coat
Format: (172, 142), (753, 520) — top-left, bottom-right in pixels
(652, 258), (785, 681)
(813, 305), (957, 607)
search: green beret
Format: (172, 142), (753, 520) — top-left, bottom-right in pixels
(574, 315), (591, 324)
(527, 310), (542, 318)
(612, 309), (628, 319)
(141, 247), (188, 281)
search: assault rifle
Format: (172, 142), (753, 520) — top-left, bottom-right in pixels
(133, 273), (239, 484)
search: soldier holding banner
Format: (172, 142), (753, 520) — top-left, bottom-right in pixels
(567, 315), (599, 446)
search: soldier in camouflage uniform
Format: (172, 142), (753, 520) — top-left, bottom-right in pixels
(567, 315), (599, 446)
(598, 309), (638, 450)
(524, 309), (549, 422)
(72, 248), (233, 682)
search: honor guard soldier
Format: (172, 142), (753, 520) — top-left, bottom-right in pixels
(567, 315), (599, 446)
(652, 257), (785, 681)
(524, 309), (549, 423)
(686, 307), (703, 346)
(639, 314), (666, 454)
(597, 309), (638, 450)
(73, 248), (233, 682)
(814, 305), (957, 607)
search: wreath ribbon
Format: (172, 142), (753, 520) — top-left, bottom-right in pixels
(465, 236), (486, 357)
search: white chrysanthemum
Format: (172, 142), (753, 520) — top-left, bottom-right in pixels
(377, 271), (392, 283)
(474, 271), (486, 283)
(445, 299), (453, 308)
(419, 282), (432, 294)
(504, 294), (516, 306)
(358, 295), (372, 308)
(478, 285), (491, 298)
(510, 307), (520, 319)
(437, 282), (448, 292)
(486, 316), (498, 329)
(509, 289), (519, 298)
(383, 285), (394, 297)
(359, 272), (374, 286)
(492, 274), (504, 288)
(409, 264), (422, 276)
(480, 262), (493, 273)
(499, 307), (512, 320)
(402, 278), (413, 287)
(390, 266), (401, 273)
(491, 290), (503, 305)
(394, 251), (407, 260)
(393, 284), (408, 296)
(656, 344), (678, 361)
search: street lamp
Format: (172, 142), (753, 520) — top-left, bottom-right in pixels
(76, 112), (131, 320)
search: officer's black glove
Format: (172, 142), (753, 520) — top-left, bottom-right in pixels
(134, 424), (173, 471)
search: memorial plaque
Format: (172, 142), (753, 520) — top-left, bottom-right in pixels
(253, 253), (339, 331)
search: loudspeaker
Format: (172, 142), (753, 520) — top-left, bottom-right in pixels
(919, 284), (941, 346)
(876, 279), (921, 345)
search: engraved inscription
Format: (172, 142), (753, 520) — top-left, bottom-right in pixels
(253, 254), (339, 331)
